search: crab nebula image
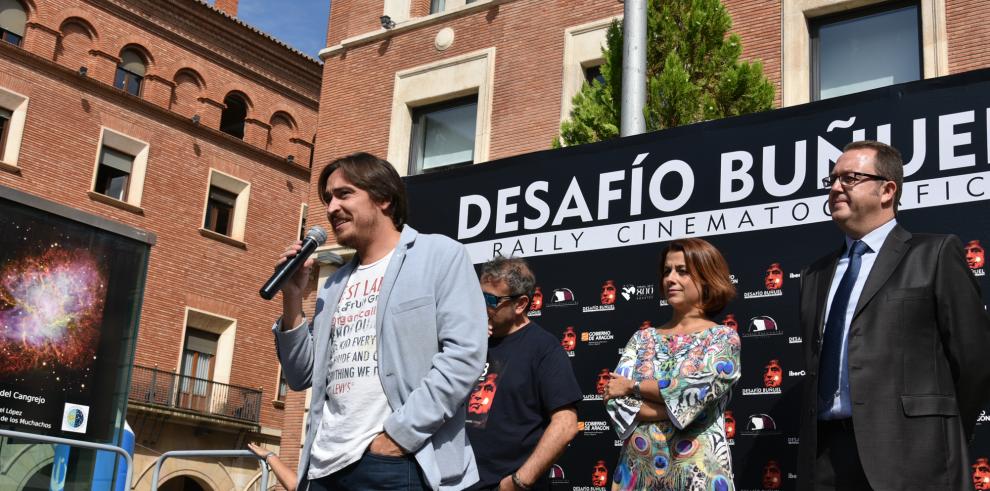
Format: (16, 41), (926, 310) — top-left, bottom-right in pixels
(0, 247), (107, 376)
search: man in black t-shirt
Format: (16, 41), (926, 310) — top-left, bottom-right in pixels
(467, 257), (582, 491)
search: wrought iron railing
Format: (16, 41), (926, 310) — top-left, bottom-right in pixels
(129, 365), (262, 424)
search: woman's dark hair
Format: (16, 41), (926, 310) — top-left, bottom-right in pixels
(317, 152), (407, 229)
(659, 238), (736, 317)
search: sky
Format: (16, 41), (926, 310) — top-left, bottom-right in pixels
(208, 0), (331, 60)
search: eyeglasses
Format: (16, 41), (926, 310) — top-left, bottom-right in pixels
(483, 292), (525, 309)
(821, 172), (888, 189)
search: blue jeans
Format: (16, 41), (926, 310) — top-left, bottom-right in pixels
(309, 452), (430, 491)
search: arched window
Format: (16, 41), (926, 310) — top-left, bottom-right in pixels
(0, 0), (27, 46)
(115, 48), (146, 96)
(219, 93), (248, 139)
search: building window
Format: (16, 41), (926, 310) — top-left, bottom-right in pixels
(810, 1), (921, 100)
(0, 107), (10, 161)
(204, 186), (237, 236)
(584, 64), (605, 86)
(409, 95), (477, 175)
(277, 370), (288, 402)
(94, 147), (134, 201)
(179, 328), (218, 413)
(220, 93), (248, 139)
(114, 49), (146, 96)
(0, 0), (26, 47)
(430, 0), (444, 13)
(202, 170), (251, 242)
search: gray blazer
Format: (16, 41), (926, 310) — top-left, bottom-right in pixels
(274, 225), (488, 490)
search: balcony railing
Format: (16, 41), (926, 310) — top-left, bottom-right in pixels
(128, 364), (262, 424)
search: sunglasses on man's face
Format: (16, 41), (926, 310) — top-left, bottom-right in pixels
(483, 292), (525, 309)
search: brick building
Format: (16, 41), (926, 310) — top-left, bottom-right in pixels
(287, 0), (990, 484)
(0, 0), (319, 489)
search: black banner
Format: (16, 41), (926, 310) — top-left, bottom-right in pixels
(0, 187), (151, 443)
(406, 70), (990, 490)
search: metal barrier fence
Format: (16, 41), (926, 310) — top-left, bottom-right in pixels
(151, 449), (270, 491)
(0, 428), (132, 490)
(129, 364), (263, 423)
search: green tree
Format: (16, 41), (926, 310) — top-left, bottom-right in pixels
(555, 0), (774, 147)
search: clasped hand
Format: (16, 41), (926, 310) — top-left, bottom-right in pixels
(603, 372), (635, 401)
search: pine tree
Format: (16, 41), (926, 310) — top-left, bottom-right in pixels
(555, 0), (774, 147)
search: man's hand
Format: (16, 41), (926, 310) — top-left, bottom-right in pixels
(603, 372), (635, 401)
(368, 432), (406, 457)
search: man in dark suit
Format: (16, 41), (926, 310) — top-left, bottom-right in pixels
(797, 140), (990, 490)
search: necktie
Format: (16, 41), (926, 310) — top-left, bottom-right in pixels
(818, 240), (870, 404)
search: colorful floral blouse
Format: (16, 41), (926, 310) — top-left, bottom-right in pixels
(606, 325), (741, 490)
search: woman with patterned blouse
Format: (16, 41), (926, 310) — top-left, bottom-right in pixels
(604, 238), (741, 491)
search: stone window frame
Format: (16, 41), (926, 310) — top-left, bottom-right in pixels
(0, 86), (28, 172)
(88, 127), (150, 212)
(200, 169), (251, 245)
(559, 16), (620, 125)
(782, 0), (947, 107)
(386, 47), (495, 176)
(178, 307), (238, 395)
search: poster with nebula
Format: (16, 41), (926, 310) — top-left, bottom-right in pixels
(0, 191), (150, 442)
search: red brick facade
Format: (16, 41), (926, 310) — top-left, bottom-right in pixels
(0, 0), (319, 488)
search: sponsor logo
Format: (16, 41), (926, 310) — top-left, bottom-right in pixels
(763, 459), (782, 489)
(578, 421), (610, 436)
(61, 403), (89, 433)
(561, 326), (577, 355)
(729, 274), (740, 285)
(788, 336), (803, 344)
(581, 330), (615, 346)
(743, 264), (785, 299)
(724, 410), (736, 440)
(788, 370), (806, 377)
(741, 414), (780, 436)
(547, 288), (578, 307)
(788, 273), (801, 279)
(601, 280), (617, 305)
(722, 313), (738, 331)
(763, 359), (783, 388)
(741, 315), (783, 338)
(977, 410), (990, 424)
(967, 240), (986, 276)
(620, 283), (656, 301)
(591, 460), (609, 487)
(787, 437), (800, 445)
(974, 457), (990, 490)
(530, 286), (544, 311)
(549, 464), (565, 479)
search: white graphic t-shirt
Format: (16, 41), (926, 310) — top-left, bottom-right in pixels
(308, 251), (394, 479)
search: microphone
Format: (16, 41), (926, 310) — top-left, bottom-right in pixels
(260, 226), (328, 300)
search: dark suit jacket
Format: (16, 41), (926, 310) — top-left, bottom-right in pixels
(797, 225), (990, 490)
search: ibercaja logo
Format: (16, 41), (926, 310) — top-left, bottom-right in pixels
(966, 240), (986, 277)
(762, 460), (782, 489)
(528, 286), (543, 316)
(724, 410), (736, 441)
(974, 457), (990, 490)
(722, 313), (738, 331)
(560, 326), (576, 355)
(592, 460), (609, 487)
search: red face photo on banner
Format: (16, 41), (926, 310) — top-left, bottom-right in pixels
(560, 326), (576, 351)
(722, 313), (738, 331)
(765, 263), (784, 290)
(724, 410), (736, 439)
(595, 368), (610, 395)
(966, 240), (985, 270)
(601, 280), (616, 305)
(639, 320), (652, 331)
(467, 373), (498, 415)
(530, 286), (543, 310)
(764, 359), (783, 388)
(763, 460), (782, 489)
(974, 457), (990, 490)
(592, 460), (608, 487)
